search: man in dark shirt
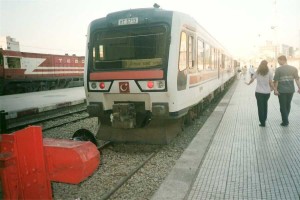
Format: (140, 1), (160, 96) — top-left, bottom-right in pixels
(273, 55), (300, 126)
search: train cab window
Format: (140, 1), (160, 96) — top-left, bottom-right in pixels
(91, 25), (167, 70)
(7, 57), (21, 69)
(197, 39), (204, 71)
(93, 45), (104, 61)
(188, 36), (194, 69)
(178, 32), (187, 71)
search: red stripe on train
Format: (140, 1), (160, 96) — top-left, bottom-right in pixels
(33, 69), (84, 72)
(90, 70), (164, 80)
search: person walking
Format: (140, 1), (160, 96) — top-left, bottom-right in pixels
(249, 65), (255, 79)
(241, 66), (247, 80)
(273, 55), (300, 126)
(246, 60), (274, 127)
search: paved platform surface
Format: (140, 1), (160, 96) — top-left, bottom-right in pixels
(152, 78), (300, 200)
(0, 87), (85, 119)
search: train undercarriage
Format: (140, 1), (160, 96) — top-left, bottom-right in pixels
(93, 78), (235, 144)
(1, 77), (83, 95)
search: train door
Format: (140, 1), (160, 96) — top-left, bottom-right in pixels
(177, 30), (196, 91)
(177, 31), (187, 91)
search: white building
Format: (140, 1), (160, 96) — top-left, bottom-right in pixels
(0, 36), (20, 51)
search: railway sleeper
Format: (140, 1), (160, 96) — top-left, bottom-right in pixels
(97, 118), (183, 145)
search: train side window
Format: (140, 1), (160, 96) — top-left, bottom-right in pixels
(0, 54), (3, 66)
(217, 50), (220, 69)
(219, 51), (222, 69)
(211, 48), (215, 70)
(7, 57), (21, 69)
(197, 39), (204, 71)
(216, 49), (219, 70)
(178, 32), (187, 71)
(222, 54), (225, 69)
(204, 44), (211, 70)
(214, 49), (218, 70)
(188, 35), (194, 69)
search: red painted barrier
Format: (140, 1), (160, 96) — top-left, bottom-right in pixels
(0, 126), (100, 199)
(0, 126), (53, 199)
(44, 138), (100, 184)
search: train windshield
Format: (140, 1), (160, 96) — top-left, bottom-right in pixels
(91, 25), (168, 70)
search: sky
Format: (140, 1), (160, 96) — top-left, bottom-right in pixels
(0, 0), (300, 59)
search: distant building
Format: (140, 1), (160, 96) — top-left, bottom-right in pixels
(259, 41), (298, 58)
(259, 41), (276, 59)
(0, 36), (20, 51)
(280, 44), (290, 57)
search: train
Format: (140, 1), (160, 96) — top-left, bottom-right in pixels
(0, 49), (84, 95)
(84, 6), (238, 144)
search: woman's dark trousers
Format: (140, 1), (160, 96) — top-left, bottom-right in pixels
(255, 92), (270, 126)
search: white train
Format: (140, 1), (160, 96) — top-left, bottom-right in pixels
(84, 6), (238, 144)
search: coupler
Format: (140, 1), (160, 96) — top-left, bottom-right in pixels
(0, 126), (100, 199)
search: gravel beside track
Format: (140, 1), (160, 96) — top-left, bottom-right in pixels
(41, 93), (224, 200)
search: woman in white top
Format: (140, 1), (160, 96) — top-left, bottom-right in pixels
(247, 60), (274, 127)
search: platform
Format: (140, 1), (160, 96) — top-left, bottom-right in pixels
(0, 87), (85, 119)
(152, 78), (300, 200)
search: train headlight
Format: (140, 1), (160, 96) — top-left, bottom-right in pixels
(137, 80), (165, 91)
(147, 81), (154, 89)
(91, 82), (97, 89)
(89, 81), (112, 91)
(99, 82), (105, 89)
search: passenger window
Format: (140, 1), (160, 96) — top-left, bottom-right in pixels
(188, 36), (194, 69)
(211, 48), (215, 70)
(204, 44), (211, 70)
(178, 32), (187, 71)
(197, 39), (204, 71)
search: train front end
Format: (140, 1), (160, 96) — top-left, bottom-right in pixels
(84, 8), (179, 144)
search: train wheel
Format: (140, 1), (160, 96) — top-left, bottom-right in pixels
(39, 83), (49, 91)
(15, 86), (26, 94)
(71, 129), (98, 146)
(57, 80), (67, 88)
(184, 109), (196, 126)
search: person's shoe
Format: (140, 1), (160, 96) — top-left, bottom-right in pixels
(280, 122), (289, 127)
(259, 124), (265, 127)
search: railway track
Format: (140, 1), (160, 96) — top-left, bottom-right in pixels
(99, 151), (158, 200)
(1, 82), (232, 199)
(4, 103), (88, 133)
(51, 88), (229, 199)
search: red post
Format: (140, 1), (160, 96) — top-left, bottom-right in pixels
(0, 126), (100, 199)
(0, 126), (53, 199)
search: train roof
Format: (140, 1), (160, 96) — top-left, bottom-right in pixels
(0, 49), (84, 58)
(89, 7), (233, 57)
(89, 7), (173, 32)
